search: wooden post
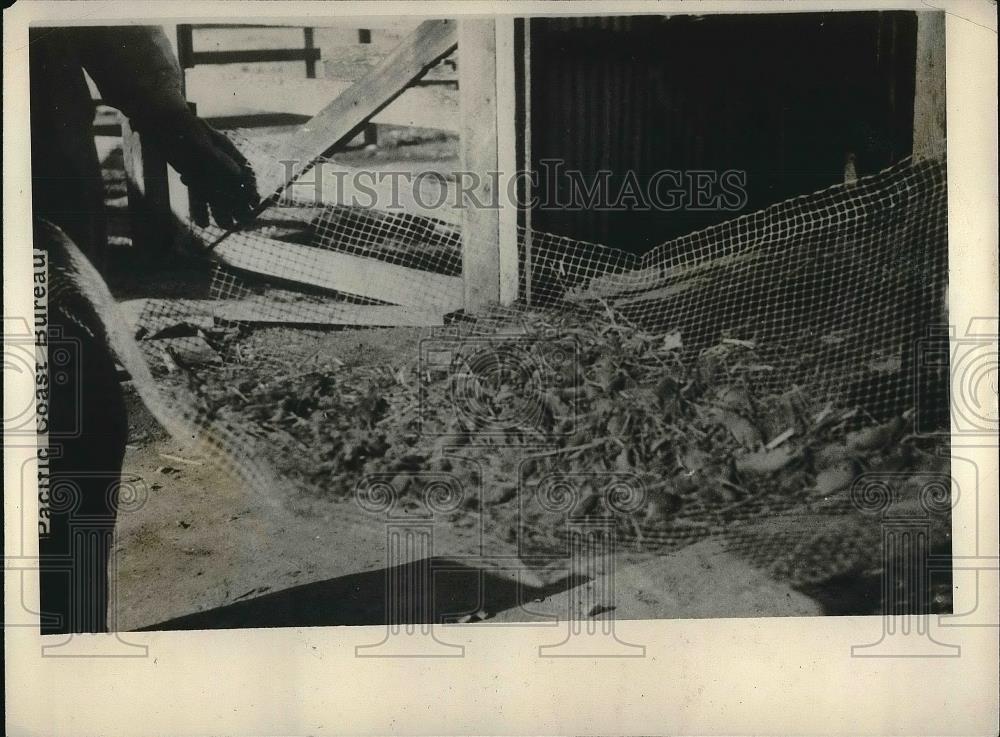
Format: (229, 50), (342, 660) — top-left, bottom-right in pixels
(522, 18), (533, 307)
(183, 102), (208, 226)
(459, 19), (501, 310)
(120, 115), (174, 254)
(358, 26), (378, 147)
(495, 17), (519, 306)
(303, 27), (317, 78)
(912, 12), (946, 160)
(176, 24), (194, 70)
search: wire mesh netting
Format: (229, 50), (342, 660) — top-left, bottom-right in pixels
(130, 134), (951, 615)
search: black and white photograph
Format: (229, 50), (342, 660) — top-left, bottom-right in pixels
(3, 1), (998, 735)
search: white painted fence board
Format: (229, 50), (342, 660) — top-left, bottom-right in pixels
(211, 233), (464, 311)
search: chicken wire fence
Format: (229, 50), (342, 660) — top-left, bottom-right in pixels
(128, 137), (951, 614)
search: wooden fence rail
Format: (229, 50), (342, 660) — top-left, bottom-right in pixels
(176, 24), (319, 78)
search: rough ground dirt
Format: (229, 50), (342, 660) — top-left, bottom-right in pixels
(115, 390), (395, 631)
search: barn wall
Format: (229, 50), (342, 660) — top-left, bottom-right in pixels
(528, 12), (920, 254)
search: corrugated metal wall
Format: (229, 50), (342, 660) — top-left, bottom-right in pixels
(528, 12), (919, 255)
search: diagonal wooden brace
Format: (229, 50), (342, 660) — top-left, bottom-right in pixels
(257, 19), (458, 201)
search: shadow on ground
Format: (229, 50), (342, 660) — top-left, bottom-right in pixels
(139, 557), (580, 631)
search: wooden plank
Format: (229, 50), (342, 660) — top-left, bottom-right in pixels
(260, 20), (458, 198)
(189, 23), (312, 30)
(186, 71), (459, 131)
(495, 17), (519, 306)
(458, 19), (501, 310)
(190, 20), (405, 30)
(120, 297), (445, 329)
(204, 112), (312, 129)
(357, 9), (375, 145)
(190, 48), (321, 66)
(176, 24), (194, 69)
(121, 116), (174, 254)
(303, 27), (317, 78)
(210, 233), (465, 311)
(166, 164), (193, 226)
(213, 301), (445, 327)
(912, 12), (946, 160)
(411, 79), (459, 87)
(181, 103), (207, 225)
(522, 19), (534, 306)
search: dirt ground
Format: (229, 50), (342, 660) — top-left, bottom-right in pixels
(115, 378), (400, 631)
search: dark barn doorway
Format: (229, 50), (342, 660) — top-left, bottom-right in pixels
(526, 12), (920, 255)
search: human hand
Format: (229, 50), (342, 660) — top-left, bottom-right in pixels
(145, 110), (261, 229)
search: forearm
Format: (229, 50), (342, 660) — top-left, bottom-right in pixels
(72, 25), (259, 226)
(74, 26), (190, 129)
